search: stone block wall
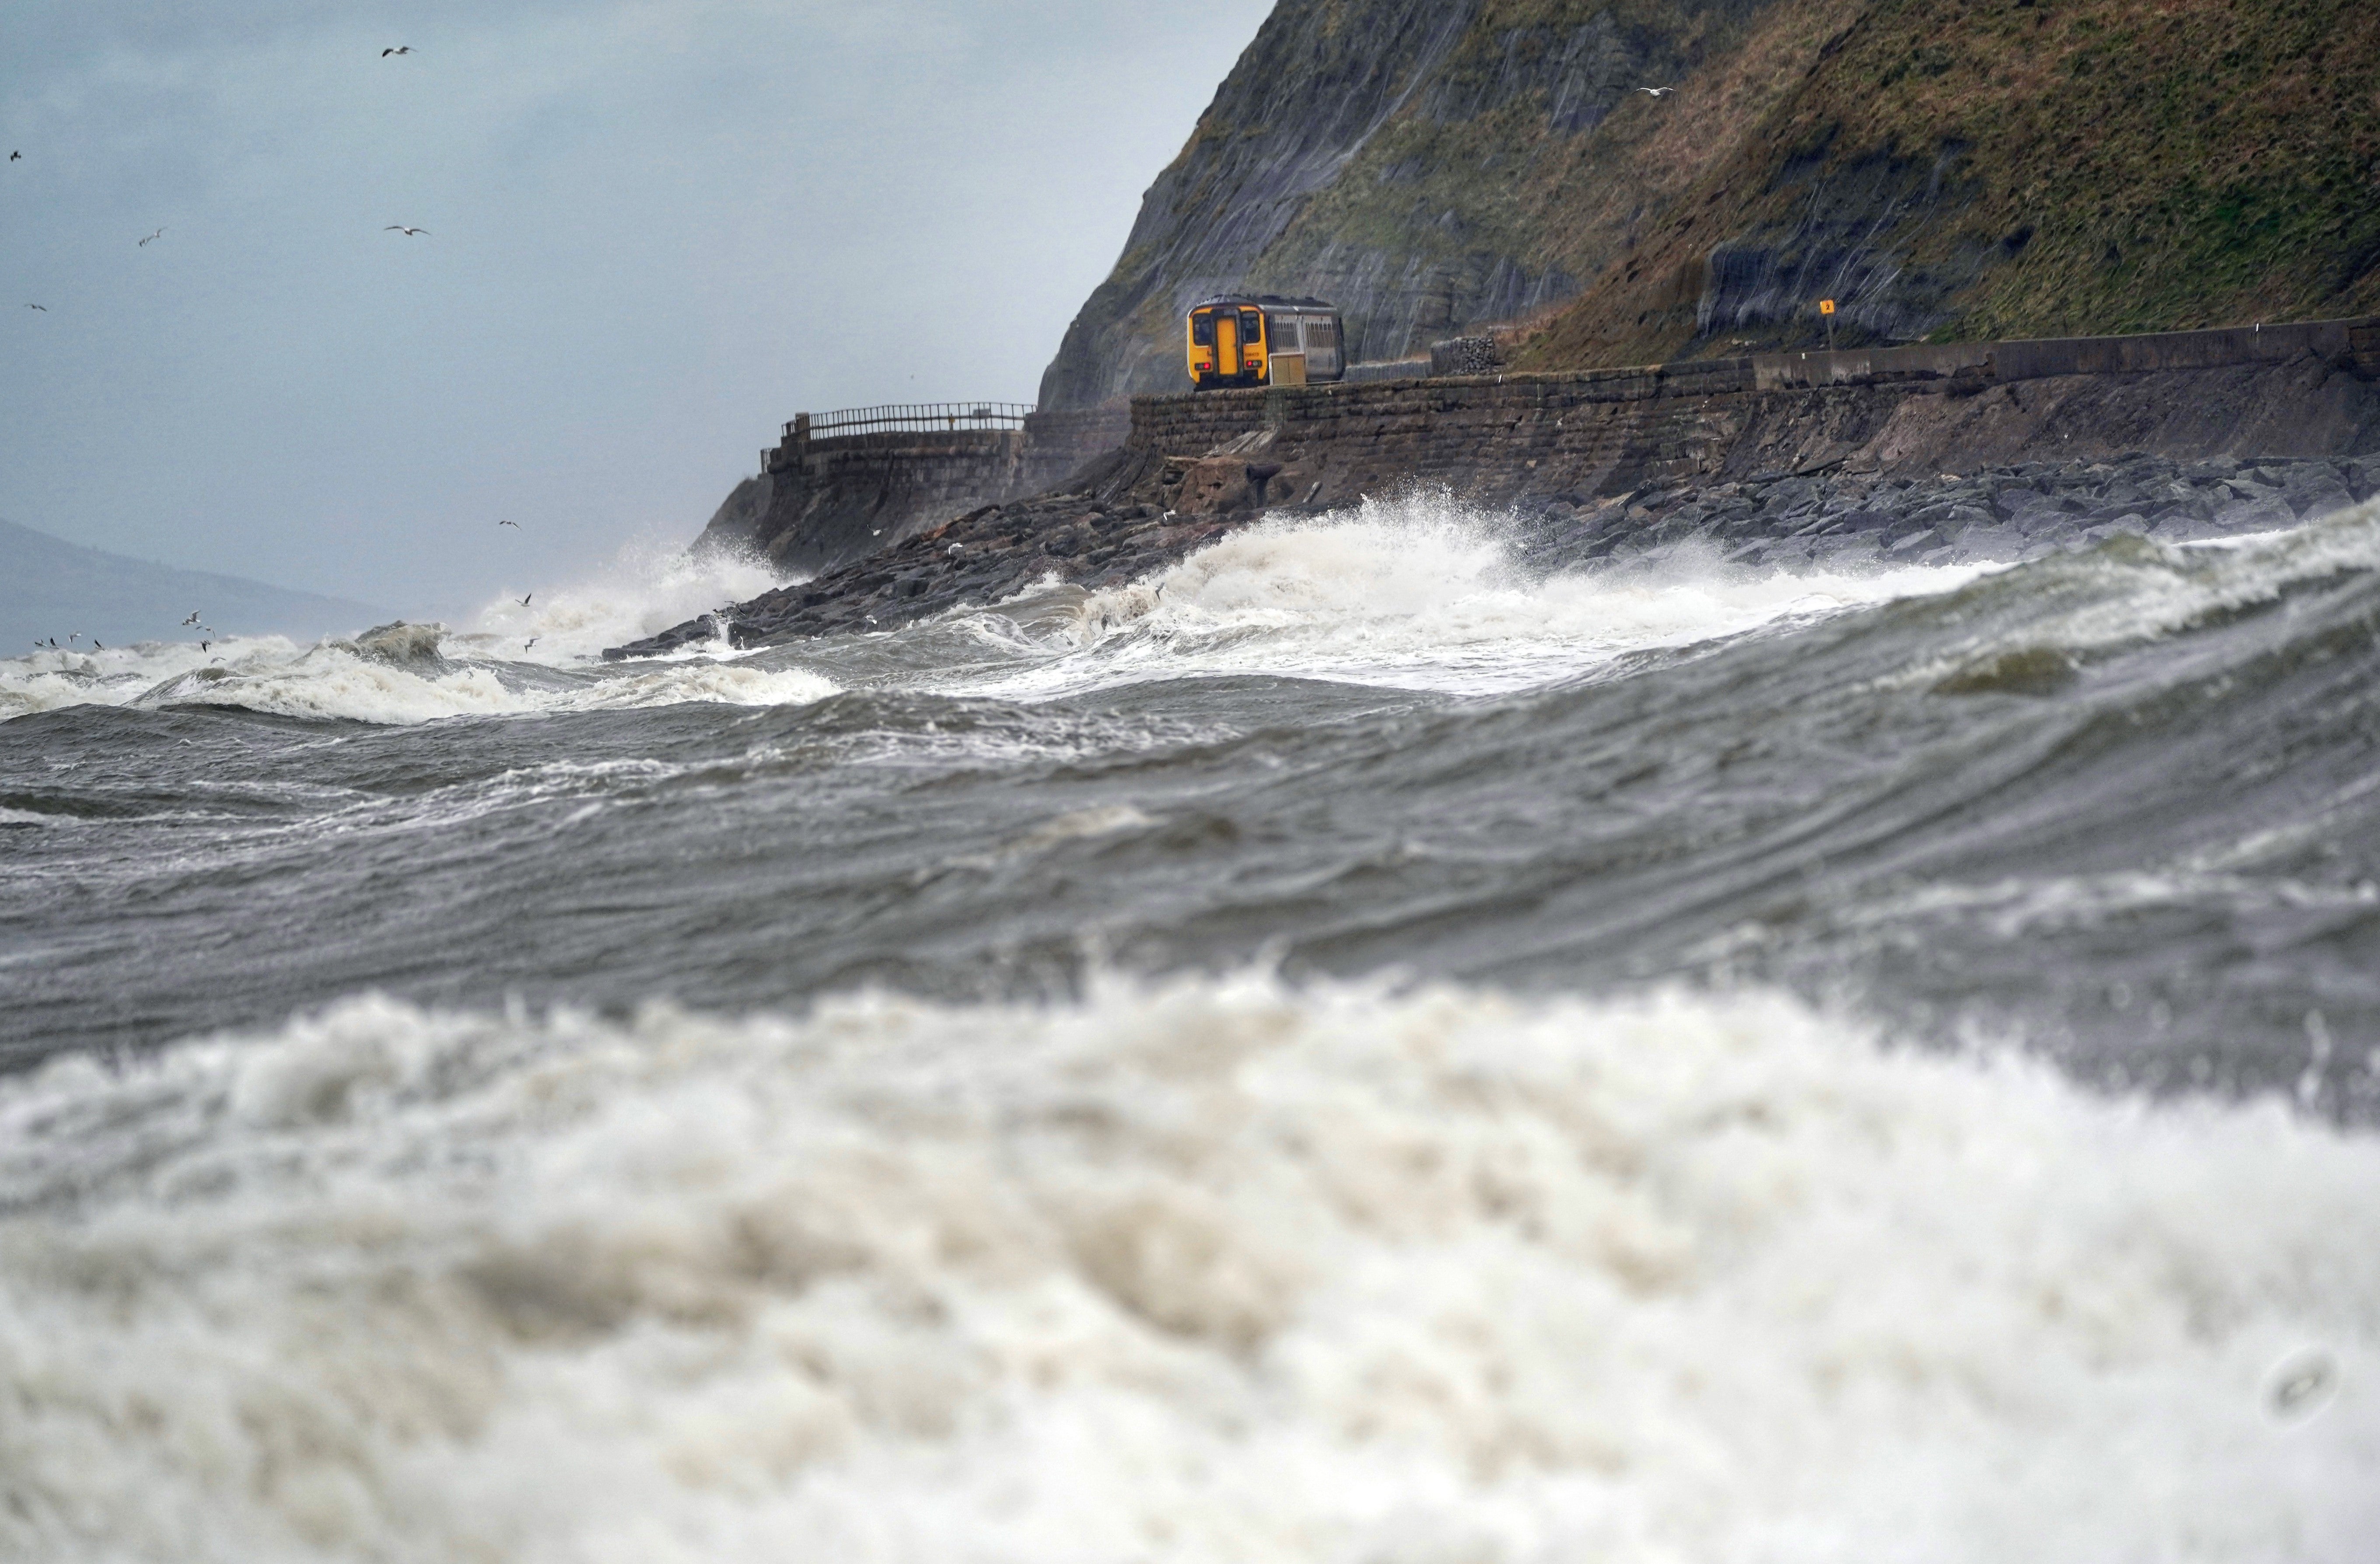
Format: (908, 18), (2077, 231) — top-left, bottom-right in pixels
(1127, 316), (2380, 519)
(713, 404), (1135, 574)
(705, 318), (2379, 576)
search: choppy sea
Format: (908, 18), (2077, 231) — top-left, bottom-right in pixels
(3, 494), (2377, 1561)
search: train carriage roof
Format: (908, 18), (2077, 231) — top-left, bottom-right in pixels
(1190, 294), (1338, 313)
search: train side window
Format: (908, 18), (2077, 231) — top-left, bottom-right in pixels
(1276, 317), (1302, 350)
(1190, 313), (1215, 347)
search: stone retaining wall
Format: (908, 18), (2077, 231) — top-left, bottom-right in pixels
(701, 319), (2379, 577)
(707, 404), (1133, 574)
(1127, 317), (2380, 518)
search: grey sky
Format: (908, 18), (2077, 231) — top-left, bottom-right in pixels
(0, 0), (1271, 612)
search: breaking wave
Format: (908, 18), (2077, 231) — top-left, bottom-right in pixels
(3, 977), (2373, 1561)
(0, 544), (827, 727)
(462, 535), (788, 665)
(947, 495), (1998, 699)
(0, 629), (834, 726)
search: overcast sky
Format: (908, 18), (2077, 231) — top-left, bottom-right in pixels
(0, 0), (1272, 613)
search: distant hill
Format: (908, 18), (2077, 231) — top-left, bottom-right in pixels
(0, 518), (385, 650)
(1038, 0), (2380, 404)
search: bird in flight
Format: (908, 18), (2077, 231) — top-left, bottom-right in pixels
(8, 152), (19, 162)
(524, 637), (538, 649)
(182, 611), (202, 626)
(382, 46), (414, 57)
(517, 593), (533, 607)
(24, 304), (45, 312)
(385, 225), (430, 237)
(139, 228), (166, 247)
(498, 518), (519, 528)
(1638, 86), (1674, 98)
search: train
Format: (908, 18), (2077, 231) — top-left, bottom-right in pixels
(1186, 295), (1345, 390)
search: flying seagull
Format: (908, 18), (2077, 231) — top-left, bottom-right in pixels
(24, 304), (45, 312)
(524, 637), (538, 649)
(385, 225), (430, 236)
(181, 611), (202, 626)
(497, 518), (519, 528)
(382, 46), (414, 56)
(517, 594), (532, 607)
(8, 152), (19, 161)
(1638, 86), (1674, 98)
(139, 228), (165, 247)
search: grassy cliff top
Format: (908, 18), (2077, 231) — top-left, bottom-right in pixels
(1040, 0), (2380, 403)
(1519, 0), (2380, 367)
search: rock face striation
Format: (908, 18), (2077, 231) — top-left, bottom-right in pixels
(1039, 0), (2380, 403)
(1518, 0), (2380, 368)
(1036, 0), (1811, 408)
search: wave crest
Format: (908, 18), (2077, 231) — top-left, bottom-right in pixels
(962, 494), (1994, 698)
(3, 976), (2373, 1561)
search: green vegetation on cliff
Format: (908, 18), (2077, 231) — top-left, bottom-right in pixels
(1039, 0), (1822, 406)
(1044, 0), (2379, 402)
(1519, 0), (2380, 365)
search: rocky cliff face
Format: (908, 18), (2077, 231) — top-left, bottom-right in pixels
(1037, 0), (1811, 407)
(1517, 0), (2380, 367)
(1044, 0), (2380, 403)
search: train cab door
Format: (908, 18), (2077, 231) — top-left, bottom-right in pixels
(1214, 311), (1242, 378)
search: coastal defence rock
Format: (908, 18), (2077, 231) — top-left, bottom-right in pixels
(615, 449), (1225, 655)
(610, 323), (2378, 660)
(1429, 337), (1505, 377)
(610, 438), (2380, 660)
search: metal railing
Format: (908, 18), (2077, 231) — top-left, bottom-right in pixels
(791, 402), (1035, 440)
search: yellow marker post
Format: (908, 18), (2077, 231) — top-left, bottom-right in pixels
(1820, 298), (1836, 354)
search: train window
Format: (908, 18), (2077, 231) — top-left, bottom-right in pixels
(1275, 317), (1302, 350)
(1190, 312), (1215, 347)
(1240, 311), (1263, 343)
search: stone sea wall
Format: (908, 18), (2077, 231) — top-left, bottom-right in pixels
(1125, 318), (2380, 519)
(616, 316), (2380, 658)
(699, 405), (1130, 575)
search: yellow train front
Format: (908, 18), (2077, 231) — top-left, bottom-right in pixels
(1186, 295), (1345, 390)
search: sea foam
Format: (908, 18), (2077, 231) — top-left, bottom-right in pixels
(0, 539), (811, 727)
(961, 494), (1995, 699)
(2, 976), (2372, 1562)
